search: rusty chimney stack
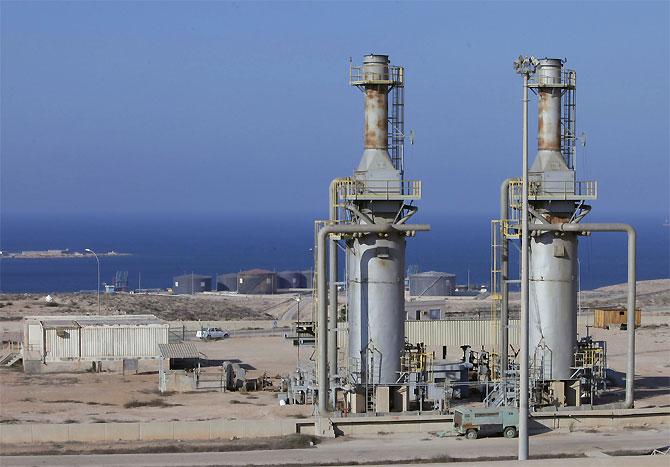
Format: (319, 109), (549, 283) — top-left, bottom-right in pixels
(362, 54), (390, 151)
(536, 58), (563, 153)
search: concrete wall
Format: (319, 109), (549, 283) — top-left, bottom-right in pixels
(23, 358), (160, 375)
(0, 418), (300, 444)
(2, 408), (668, 444)
(162, 370), (196, 392)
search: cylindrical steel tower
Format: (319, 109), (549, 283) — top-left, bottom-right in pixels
(537, 58), (562, 152)
(362, 55), (389, 151)
(347, 228), (406, 384)
(528, 58), (581, 380)
(345, 54), (415, 385)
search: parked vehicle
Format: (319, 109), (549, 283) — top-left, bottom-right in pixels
(453, 406), (519, 440)
(196, 327), (230, 340)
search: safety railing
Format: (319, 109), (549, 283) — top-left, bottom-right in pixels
(349, 65), (404, 86)
(509, 178), (597, 203)
(336, 179), (421, 201)
(528, 69), (576, 88)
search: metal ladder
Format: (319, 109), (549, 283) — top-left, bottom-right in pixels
(365, 385), (375, 413)
(388, 82), (405, 174)
(561, 69), (577, 169)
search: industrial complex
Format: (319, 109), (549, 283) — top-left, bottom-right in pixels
(0, 52), (668, 465)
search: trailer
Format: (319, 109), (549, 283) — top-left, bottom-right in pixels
(594, 307), (641, 330)
(453, 406), (519, 440)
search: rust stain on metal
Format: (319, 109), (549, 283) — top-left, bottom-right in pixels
(364, 86), (388, 149)
(538, 89), (560, 151)
(549, 215), (570, 224)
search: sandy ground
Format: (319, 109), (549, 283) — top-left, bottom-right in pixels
(0, 280), (668, 425)
(587, 323), (670, 408)
(1, 323), (668, 424)
(0, 291), (312, 323)
(0, 336), (313, 424)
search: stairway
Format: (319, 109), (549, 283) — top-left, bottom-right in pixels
(0, 351), (21, 367)
(484, 370), (519, 407)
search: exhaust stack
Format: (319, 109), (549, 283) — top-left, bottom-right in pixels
(526, 58), (596, 380)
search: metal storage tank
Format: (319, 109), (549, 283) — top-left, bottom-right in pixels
(277, 271), (307, 289)
(237, 269), (277, 295)
(217, 273), (238, 292)
(172, 274), (212, 294)
(302, 269), (314, 289)
(409, 271), (456, 297)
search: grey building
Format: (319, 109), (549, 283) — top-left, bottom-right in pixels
(409, 271), (456, 297)
(173, 274), (212, 294)
(217, 273), (238, 292)
(277, 271), (307, 289)
(237, 269), (277, 295)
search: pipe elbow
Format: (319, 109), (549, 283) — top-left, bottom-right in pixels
(500, 178), (511, 195)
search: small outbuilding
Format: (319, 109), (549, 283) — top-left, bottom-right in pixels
(173, 274), (212, 294)
(22, 314), (169, 374)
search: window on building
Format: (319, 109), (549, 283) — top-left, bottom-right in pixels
(429, 309), (441, 320)
(415, 310), (421, 321)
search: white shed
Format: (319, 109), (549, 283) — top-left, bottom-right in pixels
(22, 315), (169, 365)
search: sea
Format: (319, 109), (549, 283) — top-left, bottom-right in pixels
(0, 212), (668, 293)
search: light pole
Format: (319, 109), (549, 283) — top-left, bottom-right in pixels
(84, 248), (100, 314)
(513, 54), (538, 462)
(294, 296), (302, 369)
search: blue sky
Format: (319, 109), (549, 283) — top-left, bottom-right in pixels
(1, 1), (668, 221)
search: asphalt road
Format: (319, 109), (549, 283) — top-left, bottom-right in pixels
(2, 428), (669, 466)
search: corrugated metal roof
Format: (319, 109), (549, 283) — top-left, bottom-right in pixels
(158, 343), (200, 359)
(75, 316), (164, 326)
(239, 268), (274, 275)
(28, 315), (165, 328)
(41, 320), (79, 329)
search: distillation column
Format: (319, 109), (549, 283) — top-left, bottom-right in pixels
(346, 55), (416, 386)
(527, 59), (582, 381)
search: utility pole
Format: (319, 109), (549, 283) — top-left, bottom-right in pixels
(295, 296), (301, 369)
(84, 249), (100, 314)
(513, 54), (538, 462)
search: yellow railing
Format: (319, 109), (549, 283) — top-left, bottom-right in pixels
(574, 348), (604, 368)
(400, 351), (433, 377)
